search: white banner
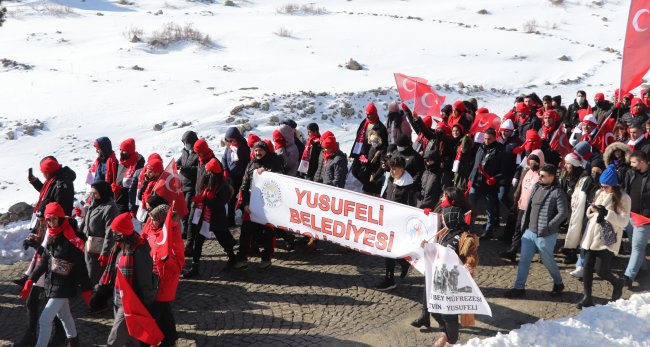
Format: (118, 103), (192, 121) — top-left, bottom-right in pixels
(424, 243), (492, 316)
(249, 171), (438, 273)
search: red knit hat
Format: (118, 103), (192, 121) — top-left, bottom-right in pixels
(193, 138), (209, 154)
(543, 109), (559, 122)
(111, 212), (134, 236)
(594, 93), (605, 102)
(365, 103), (378, 117)
(263, 139), (275, 154)
(120, 138), (136, 154)
(515, 102), (529, 113)
(452, 100), (465, 112)
(272, 129), (285, 143)
(40, 157), (61, 175)
(247, 133), (261, 147)
(525, 129), (541, 142)
(476, 107), (489, 114)
(625, 92), (635, 100)
(148, 153), (162, 162)
(321, 131), (337, 149)
(631, 97), (644, 108)
(205, 158), (222, 174)
(422, 115), (433, 129)
(146, 159), (164, 174)
(44, 202), (65, 218)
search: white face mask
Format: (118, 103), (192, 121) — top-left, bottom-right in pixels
(184, 143), (193, 151)
(397, 146), (407, 152)
(577, 96), (585, 104)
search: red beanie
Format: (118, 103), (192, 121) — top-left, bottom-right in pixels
(476, 107), (489, 114)
(146, 159), (164, 174)
(365, 103), (378, 117)
(525, 129), (541, 142)
(247, 133), (261, 147)
(632, 97), (644, 108)
(120, 138), (136, 154)
(40, 157), (61, 175)
(111, 212), (134, 236)
(205, 158), (222, 174)
(193, 138), (209, 154)
(452, 101), (465, 112)
(273, 129), (285, 143)
(515, 102), (529, 113)
(321, 131), (337, 149)
(148, 153), (162, 162)
(263, 139), (275, 154)
(625, 92), (635, 100)
(594, 93), (605, 102)
(44, 202), (65, 218)
(543, 109), (559, 122)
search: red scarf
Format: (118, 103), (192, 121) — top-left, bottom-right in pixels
(34, 177), (55, 213)
(302, 134), (321, 161)
(48, 219), (84, 252)
(198, 150), (214, 165)
(323, 144), (340, 163)
(119, 152), (140, 182)
(194, 185), (219, 224)
(90, 152), (118, 183)
(632, 107), (641, 116)
(541, 124), (556, 141)
(355, 119), (373, 144)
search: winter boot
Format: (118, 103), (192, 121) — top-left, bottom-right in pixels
(66, 336), (80, 347)
(410, 314), (431, 328)
(184, 241), (194, 258)
(182, 263), (199, 279)
(498, 248), (517, 263)
(611, 278), (624, 301)
(223, 250), (237, 272)
(576, 296), (594, 309)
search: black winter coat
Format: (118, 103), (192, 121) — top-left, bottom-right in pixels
(192, 182), (233, 234)
(81, 200), (118, 257)
(566, 100), (591, 128)
(469, 142), (506, 189)
(417, 167), (442, 209)
(177, 131), (199, 193)
(621, 111), (649, 128)
(517, 116), (542, 142)
(31, 166), (76, 216)
(115, 155), (145, 214)
(393, 147), (425, 191)
(305, 141), (322, 181)
(222, 127), (251, 178)
(624, 169), (650, 218)
(30, 232), (92, 299)
(383, 174), (416, 207)
(313, 151), (348, 188)
(194, 155), (216, 195)
(350, 120), (388, 159)
(114, 242), (158, 307)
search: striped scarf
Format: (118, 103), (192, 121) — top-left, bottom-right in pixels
(100, 237), (145, 286)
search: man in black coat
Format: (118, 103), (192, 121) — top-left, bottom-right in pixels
(468, 129), (506, 239)
(29, 156), (76, 217)
(628, 122), (650, 156)
(566, 90), (591, 129)
(394, 134), (426, 194)
(177, 131), (199, 237)
(222, 127), (251, 227)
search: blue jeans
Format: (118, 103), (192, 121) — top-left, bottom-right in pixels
(514, 230), (563, 289)
(36, 298), (76, 347)
(625, 222), (650, 280)
(469, 186), (499, 231)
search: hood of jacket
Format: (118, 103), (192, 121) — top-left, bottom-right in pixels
(278, 124), (295, 146)
(95, 137), (113, 160)
(225, 127), (245, 144)
(182, 131), (199, 146)
(604, 141), (631, 166)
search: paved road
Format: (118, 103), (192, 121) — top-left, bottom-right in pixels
(1, 226), (648, 346)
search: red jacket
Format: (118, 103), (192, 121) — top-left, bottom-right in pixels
(141, 219), (185, 302)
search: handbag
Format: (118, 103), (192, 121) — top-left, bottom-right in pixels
(51, 257), (74, 276)
(86, 236), (104, 255)
(598, 220), (617, 246)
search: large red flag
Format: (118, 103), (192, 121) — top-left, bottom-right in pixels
(394, 73), (428, 101)
(631, 212), (650, 226)
(116, 270), (164, 346)
(591, 116), (616, 153)
(621, 1), (650, 95)
(153, 202), (176, 261)
(413, 82), (445, 118)
(153, 160), (188, 218)
(549, 123), (572, 158)
(468, 113), (499, 135)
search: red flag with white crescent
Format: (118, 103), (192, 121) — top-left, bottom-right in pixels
(591, 116), (616, 153)
(154, 202), (176, 261)
(549, 123), (572, 158)
(468, 113), (499, 135)
(153, 160), (189, 218)
(413, 82), (446, 118)
(621, 0), (650, 95)
(394, 73), (428, 101)
(116, 270), (164, 346)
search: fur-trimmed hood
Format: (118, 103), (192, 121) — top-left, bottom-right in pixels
(604, 141), (631, 167)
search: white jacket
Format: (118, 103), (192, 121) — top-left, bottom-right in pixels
(580, 190), (631, 255)
(564, 176), (590, 249)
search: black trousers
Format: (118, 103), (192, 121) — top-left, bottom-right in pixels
(227, 176), (243, 224)
(150, 301), (177, 346)
(384, 258), (409, 278)
(503, 209), (525, 251)
(432, 313), (460, 344)
(237, 221), (275, 262)
(181, 191), (195, 236)
(188, 225), (236, 264)
(583, 249), (619, 299)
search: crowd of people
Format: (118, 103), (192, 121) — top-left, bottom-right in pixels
(10, 88), (650, 347)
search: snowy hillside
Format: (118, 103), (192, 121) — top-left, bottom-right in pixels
(0, 0), (636, 213)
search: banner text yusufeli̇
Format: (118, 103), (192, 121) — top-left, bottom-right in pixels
(263, 188), (396, 255)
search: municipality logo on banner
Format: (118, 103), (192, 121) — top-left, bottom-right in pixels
(424, 243), (491, 316)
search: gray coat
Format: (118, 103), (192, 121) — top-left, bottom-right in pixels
(520, 180), (568, 237)
(81, 201), (119, 257)
(314, 151), (348, 188)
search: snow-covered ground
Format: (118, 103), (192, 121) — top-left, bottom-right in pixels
(0, 220), (31, 264)
(0, 0), (635, 214)
(461, 293), (650, 347)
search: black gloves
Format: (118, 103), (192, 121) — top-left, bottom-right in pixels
(595, 205), (607, 223)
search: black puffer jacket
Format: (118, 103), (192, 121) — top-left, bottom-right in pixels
(115, 154), (145, 214)
(469, 141), (505, 189)
(192, 181), (233, 234)
(393, 147), (425, 191)
(240, 153), (285, 206)
(383, 172), (416, 207)
(566, 99), (591, 128)
(418, 166), (442, 209)
(313, 151), (348, 188)
(31, 166), (77, 216)
(177, 131), (199, 193)
(113, 242), (158, 308)
(30, 231), (92, 298)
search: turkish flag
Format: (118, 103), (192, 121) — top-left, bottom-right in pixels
(394, 73), (428, 101)
(153, 161), (189, 218)
(116, 270), (164, 346)
(464, 210), (472, 226)
(549, 123), (572, 157)
(468, 113), (499, 135)
(631, 212), (650, 226)
(413, 82), (445, 118)
(622, 1), (650, 95)
(591, 115), (616, 153)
